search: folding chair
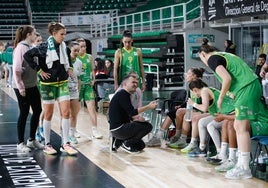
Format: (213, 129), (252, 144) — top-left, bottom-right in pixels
(94, 77), (114, 113)
(151, 89), (188, 136)
(262, 80), (268, 106)
(250, 136), (268, 175)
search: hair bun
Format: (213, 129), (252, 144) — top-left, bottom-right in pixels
(122, 30), (132, 38)
(123, 30), (131, 34)
(202, 38), (209, 45)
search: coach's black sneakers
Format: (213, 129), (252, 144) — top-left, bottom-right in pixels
(111, 137), (123, 152)
(120, 143), (140, 154)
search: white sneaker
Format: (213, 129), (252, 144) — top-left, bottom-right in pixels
(146, 136), (161, 147)
(225, 165), (252, 180)
(27, 139), (44, 149)
(92, 129), (103, 139)
(215, 159), (236, 172)
(69, 136), (78, 144)
(17, 143), (31, 153)
(74, 130), (80, 138)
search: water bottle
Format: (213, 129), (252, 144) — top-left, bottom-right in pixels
(184, 103), (193, 122)
(257, 151), (267, 180)
(266, 157), (268, 181)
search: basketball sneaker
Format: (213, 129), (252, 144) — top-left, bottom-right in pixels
(120, 143), (140, 154)
(215, 159), (236, 172)
(60, 143), (78, 155)
(181, 143), (197, 153)
(188, 147), (207, 157)
(17, 143), (31, 153)
(27, 139), (44, 149)
(69, 136), (78, 144)
(43, 144), (57, 155)
(146, 136), (161, 147)
(225, 165), (252, 180)
(168, 138), (187, 149)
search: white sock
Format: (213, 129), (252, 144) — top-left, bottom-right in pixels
(61, 118), (70, 145)
(199, 143), (206, 151)
(70, 127), (75, 137)
(240, 152), (250, 170)
(92, 126), (97, 132)
(60, 129), (63, 145)
(219, 142), (228, 159)
(236, 150), (241, 166)
(190, 137), (198, 146)
(43, 120), (51, 145)
(228, 148), (237, 162)
(180, 134), (187, 142)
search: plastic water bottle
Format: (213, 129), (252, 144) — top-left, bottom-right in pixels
(257, 151), (267, 180)
(184, 103), (193, 122)
(266, 158), (268, 180)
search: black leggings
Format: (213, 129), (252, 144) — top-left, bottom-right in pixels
(111, 121), (153, 141)
(14, 87), (42, 144)
(166, 109), (176, 126)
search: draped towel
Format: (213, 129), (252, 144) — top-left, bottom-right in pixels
(46, 36), (69, 70)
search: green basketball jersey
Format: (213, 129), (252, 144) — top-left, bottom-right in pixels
(118, 47), (141, 85)
(208, 87), (235, 115)
(78, 54), (93, 84)
(190, 91), (201, 104)
(212, 52), (258, 96)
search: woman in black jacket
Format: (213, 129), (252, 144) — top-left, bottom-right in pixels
(24, 22), (77, 156)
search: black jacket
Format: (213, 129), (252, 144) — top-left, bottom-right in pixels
(23, 41), (72, 84)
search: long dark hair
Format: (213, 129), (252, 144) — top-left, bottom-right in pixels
(190, 67), (205, 79)
(105, 59), (113, 73)
(199, 39), (216, 53)
(14, 25), (35, 49)
(95, 58), (105, 71)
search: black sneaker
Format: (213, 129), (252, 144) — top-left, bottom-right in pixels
(125, 139), (145, 151)
(120, 143), (140, 154)
(188, 147), (206, 157)
(111, 137), (123, 151)
(206, 155), (223, 165)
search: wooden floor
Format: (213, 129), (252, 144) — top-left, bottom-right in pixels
(1, 86), (268, 188)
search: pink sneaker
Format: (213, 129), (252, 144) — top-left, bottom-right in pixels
(43, 144), (57, 155)
(60, 143), (78, 155)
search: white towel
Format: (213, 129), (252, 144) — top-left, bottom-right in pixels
(46, 36), (69, 70)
